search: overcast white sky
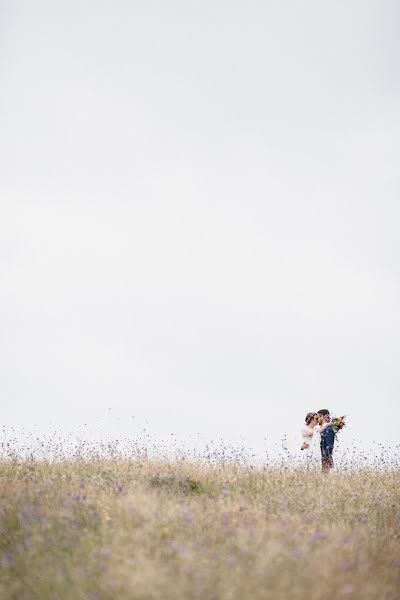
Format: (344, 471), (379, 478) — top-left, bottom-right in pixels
(1, 1), (399, 451)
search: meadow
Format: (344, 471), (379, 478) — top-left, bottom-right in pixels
(0, 450), (399, 600)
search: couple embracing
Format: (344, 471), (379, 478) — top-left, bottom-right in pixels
(301, 409), (335, 472)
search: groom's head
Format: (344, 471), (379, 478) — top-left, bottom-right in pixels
(317, 409), (330, 424)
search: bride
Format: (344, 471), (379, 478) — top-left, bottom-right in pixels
(301, 412), (330, 465)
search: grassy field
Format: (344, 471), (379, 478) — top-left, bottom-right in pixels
(0, 459), (399, 600)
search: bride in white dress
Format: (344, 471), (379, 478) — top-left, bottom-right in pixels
(301, 412), (330, 467)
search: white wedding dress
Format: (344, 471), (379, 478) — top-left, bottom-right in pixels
(300, 426), (321, 468)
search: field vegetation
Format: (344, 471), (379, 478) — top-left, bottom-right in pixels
(0, 457), (399, 599)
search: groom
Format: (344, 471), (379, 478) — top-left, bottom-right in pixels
(317, 409), (335, 472)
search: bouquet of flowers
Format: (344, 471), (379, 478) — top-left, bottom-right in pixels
(331, 415), (346, 434)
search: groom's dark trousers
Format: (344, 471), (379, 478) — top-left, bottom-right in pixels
(320, 426), (335, 466)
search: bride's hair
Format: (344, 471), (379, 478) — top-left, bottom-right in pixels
(305, 412), (316, 425)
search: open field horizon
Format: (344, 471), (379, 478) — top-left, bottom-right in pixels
(2, 424), (399, 473)
(0, 453), (399, 599)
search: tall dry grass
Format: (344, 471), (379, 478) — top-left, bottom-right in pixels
(0, 458), (399, 599)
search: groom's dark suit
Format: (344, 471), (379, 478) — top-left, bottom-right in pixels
(320, 425), (335, 466)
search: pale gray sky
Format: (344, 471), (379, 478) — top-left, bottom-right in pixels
(1, 1), (399, 450)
